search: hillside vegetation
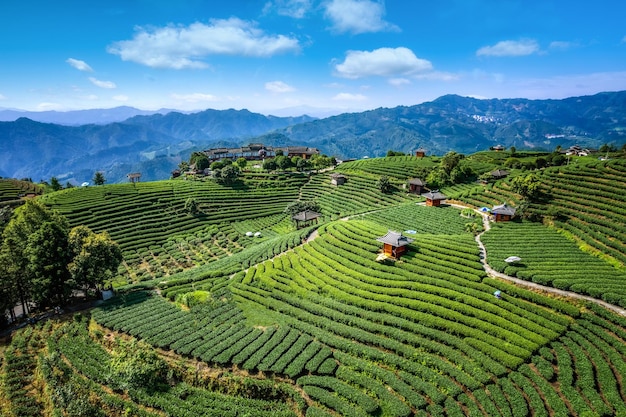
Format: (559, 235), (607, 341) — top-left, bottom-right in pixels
(3, 152), (626, 417)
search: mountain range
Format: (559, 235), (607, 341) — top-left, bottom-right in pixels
(1, 91), (625, 184)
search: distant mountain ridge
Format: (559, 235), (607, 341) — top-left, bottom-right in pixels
(0, 106), (177, 125)
(254, 91), (626, 158)
(1, 91), (625, 183)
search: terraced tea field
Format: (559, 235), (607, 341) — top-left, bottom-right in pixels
(80, 203), (625, 416)
(4, 155), (626, 417)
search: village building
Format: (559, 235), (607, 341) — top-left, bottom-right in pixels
(376, 230), (414, 259)
(408, 178), (426, 194)
(564, 145), (592, 157)
(203, 143), (319, 162)
(492, 202), (516, 222)
(492, 145), (505, 152)
(330, 173), (347, 186)
(292, 210), (322, 228)
(415, 148), (427, 158)
(422, 190), (447, 207)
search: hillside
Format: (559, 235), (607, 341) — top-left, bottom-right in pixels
(0, 110), (316, 184)
(3, 152), (626, 417)
(257, 91), (626, 159)
(1, 91), (626, 185)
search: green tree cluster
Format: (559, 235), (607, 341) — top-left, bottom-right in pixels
(0, 201), (122, 317)
(510, 173), (542, 202)
(426, 151), (474, 189)
(284, 200), (321, 216)
(212, 164), (240, 185)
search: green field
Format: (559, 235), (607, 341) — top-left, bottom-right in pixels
(3, 154), (626, 417)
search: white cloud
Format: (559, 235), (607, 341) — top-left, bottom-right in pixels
(89, 77), (117, 89)
(324, 0), (399, 34)
(66, 58), (93, 72)
(171, 93), (219, 103)
(108, 17), (301, 69)
(388, 78), (410, 86)
(263, 0), (312, 18)
(332, 92), (367, 101)
(113, 95), (129, 102)
(549, 41), (574, 50)
(334, 47), (432, 79)
(265, 80), (296, 93)
(0, 93), (6, 100)
(476, 39), (539, 57)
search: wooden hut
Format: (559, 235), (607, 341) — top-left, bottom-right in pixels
(415, 148), (426, 158)
(376, 230), (414, 259)
(127, 172), (141, 183)
(330, 173), (347, 186)
(492, 203), (516, 222)
(490, 169), (509, 180)
(408, 178), (425, 194)
(292, 210), (321, 228)
(422, 190), (447, 207)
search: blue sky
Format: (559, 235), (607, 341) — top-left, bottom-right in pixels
(1, 0), (625, 116)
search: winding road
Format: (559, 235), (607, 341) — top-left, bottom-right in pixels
(463, 203), (626, 317)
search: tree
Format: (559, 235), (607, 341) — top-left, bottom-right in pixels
(262, 158), (277, 172)
(210, 160), (225, 171)
(284, 200), (321, 216)
(275, 155), (292, 171)
(1, 200), (69, 312)
(511, 173), (542, 202)
(236, 157), (247, 170)
(68, 226), (123, 295)
(50, 176), (62, 191)
(93, 171), (106, 185)
(440, 151), (464, 174)
(311, 154), (332, 172)
(25, 221), (72, 307)
(377, 175), (393, 193)
(509, 146), (517, 156)
(426, 168), (450, 189)
(214, 165), (240, 185)
(178, 160), (190, 172)
(296, 157), (311, 172)
(190, 152), (210, 170)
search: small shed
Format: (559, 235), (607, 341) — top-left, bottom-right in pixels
(492, 203), (516, 222)
(292, 210), (322, 228)
(490, 169), (509, 180)
(376, 230), (414, 259)
(422, 190), (447, 207)
(492, 145), (505, 152)
(127, 172), (141, 183)
(415, 148), (427, 158)
(330, 173), (347, 186)
(408, 178), (425, 194)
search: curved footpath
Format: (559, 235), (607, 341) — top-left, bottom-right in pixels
(455, 202), (626, 317)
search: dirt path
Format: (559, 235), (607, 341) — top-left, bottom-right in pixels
(453, 202), (626, 317)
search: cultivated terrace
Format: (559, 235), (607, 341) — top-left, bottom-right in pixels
(2, 149), (626, 417)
